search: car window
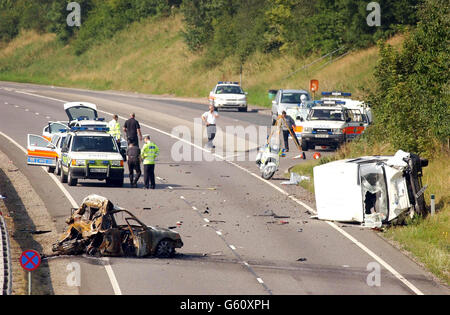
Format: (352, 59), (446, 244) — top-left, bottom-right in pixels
(29, 136), (49, 147)
(281, 93), (309, 104)
(216, 86), (244, 94)
(309, 109), (344, 121)
(72, 136), (118, 153)
(49, 122), (68, 134)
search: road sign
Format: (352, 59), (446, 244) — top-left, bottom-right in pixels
(310, 79), (319, 92)
(20, 250), (41, 272)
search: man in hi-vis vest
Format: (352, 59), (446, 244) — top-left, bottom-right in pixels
(141, 135), (160, 189)
(108, 115), (121, 143)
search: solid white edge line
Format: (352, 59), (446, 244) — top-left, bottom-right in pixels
(0, 130), (123, 295)
(11, 89), (425, 295)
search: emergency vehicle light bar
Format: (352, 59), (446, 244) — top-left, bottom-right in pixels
(323, 100), (346, 105)
(96, 118), (105, 122)
(322, 91), (352, 97)
(70, 127), (110, 132)
(218, 81), (239, 85)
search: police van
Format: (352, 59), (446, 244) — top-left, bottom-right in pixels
(209, 82), (248, 112)
(27, 127), (125, 187)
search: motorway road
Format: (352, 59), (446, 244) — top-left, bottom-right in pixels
(0, 81), (447, 295)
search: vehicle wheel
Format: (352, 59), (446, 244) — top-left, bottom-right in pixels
(155, 239), (175, 258)
(301, 141), (309, 151)
(47, 166), (55, 174)
(67, 169), (78, 186)
(261, 165), (276, 180)
(55, 160), (61, 176)
(238, 107), (247, 112)
(60, 167), (68, 183)
(114, 177), (124, 187)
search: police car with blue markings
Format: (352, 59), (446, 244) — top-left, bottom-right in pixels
(27, 126), (125, 187)
(321, 91), (373, 126)
(209, 82), (248, 112)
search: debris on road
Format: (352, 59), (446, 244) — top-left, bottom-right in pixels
(297, 258), (307, 262)
(52, 195), (183, 258)
(281, 173), (310, 185)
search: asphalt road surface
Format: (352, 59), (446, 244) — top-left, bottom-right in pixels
(0, 81), (447, 295)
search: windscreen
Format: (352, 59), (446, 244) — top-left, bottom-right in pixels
(309, 109), (344, 121)
(360, 163), (389, 221)
(216, 86), (244, 94)
(281, 93), (309, 104)
(72, 136), (118, 153)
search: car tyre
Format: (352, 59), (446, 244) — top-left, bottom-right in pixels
(238, 107), (247, 112)
(55, 160), (61, 176)
(155, 239), (175, 258)
(301, 141), (309, 152)
(67, 168), (78, 186)
(47, 166), (55, 174)
(60, 167), (68, 183)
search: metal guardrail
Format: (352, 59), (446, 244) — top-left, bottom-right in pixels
(0, 215), (12, 295)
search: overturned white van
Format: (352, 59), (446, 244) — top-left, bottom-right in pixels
(313, 151), (429, 227)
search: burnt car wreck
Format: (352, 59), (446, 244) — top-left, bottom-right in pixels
(313, 150), (429, 227)
(52, 195), (183, 257)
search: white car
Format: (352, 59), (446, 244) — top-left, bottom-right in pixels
(271, 89), (311, 125)
(209, 82), (248, 112)
(26, 128), (125, 187)
(314, 151), (429, 227)
(321, 91), (373, 125)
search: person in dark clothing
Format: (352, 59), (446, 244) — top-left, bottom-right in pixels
(281, 111), (300, 152)
(127, 143), (141, 188)
(123, 113), (143, 147)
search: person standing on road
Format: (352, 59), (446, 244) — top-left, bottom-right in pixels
(281, 111), (300, 152)
(108, 115), (121, 143)
(141, 135), (160, 190)
(202, 105), (219, 149)
(123, 113), (143, 147)
(127, 143), (141, 188)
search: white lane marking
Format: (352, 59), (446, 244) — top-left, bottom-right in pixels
(15, 105), (19, 108)
(13, 90), (425, 295)
(243, 262), (249, 267)
(103, 258), (123, 295)
(326, 222), (424, 295)
(168, 186), (173, 190)
(216, 231), (222, 236)
(203, 218), (210, 223)
(192, 206), (197, 210)
(35, 113), (40, 116)
(180, 196), (185, 200)
(25, 109), (29, 112)
(229, 245), (236, 250)
(257, 278), (264, 284)
(0, 130), (123, 296)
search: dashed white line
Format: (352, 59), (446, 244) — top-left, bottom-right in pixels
(203, 218), (210, 223)
(257, 278), (264, 284)
(216, 231), (222, 236)
(229, 245), (236, 250)
(192, 206), (198, 210)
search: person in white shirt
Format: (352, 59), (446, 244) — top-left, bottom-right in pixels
(202, 105), (219, 149)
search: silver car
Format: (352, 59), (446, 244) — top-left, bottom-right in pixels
(271, 89), (311, 125)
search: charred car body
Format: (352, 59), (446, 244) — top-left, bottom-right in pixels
(52, 195), (183, 257)
(313, 151), (429, 227)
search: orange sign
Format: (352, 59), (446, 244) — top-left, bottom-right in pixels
(310, 80), (319, 92)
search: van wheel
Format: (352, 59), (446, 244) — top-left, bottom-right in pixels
(60, 167), (68, 183)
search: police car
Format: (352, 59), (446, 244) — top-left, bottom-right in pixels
(64, 102), (109, 129)
(299, 102), (365, 151)
(209, 82), (248, 112)
(321, 91), (373, 126)
(27, 127), (125, 187)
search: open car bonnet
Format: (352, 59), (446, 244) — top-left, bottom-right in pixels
(64, 102), (98, 122)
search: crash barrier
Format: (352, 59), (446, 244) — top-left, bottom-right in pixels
(0, 215), (12, 295)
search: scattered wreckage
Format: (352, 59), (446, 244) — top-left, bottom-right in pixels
(313, 150), (429, 227)
(52, 195), (183, 257)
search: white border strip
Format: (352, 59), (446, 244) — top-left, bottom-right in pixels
(10, 89), (425, 295)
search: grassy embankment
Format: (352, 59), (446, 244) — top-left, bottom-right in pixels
(0, 14), (402, 106)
